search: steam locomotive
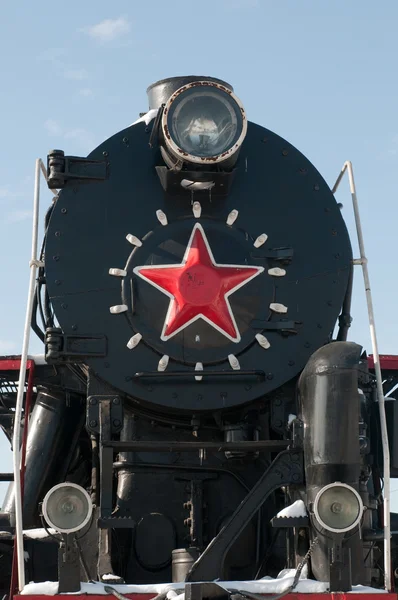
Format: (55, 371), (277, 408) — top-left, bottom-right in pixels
(1, 75), (397, 599)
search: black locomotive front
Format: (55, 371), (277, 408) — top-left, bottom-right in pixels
(0, 76), (391, 594)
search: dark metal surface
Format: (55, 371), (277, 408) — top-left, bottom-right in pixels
(185, 450), (303, 581)
(44, 118), (352, 412)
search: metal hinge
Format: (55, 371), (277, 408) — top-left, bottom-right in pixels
(45, 327), (107, 362)
(47, 150), (108, 189)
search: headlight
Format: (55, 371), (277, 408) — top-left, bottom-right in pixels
(162, 81), (247, 165)
(42, 483), (93, 533)
(313, 482), (363, 534)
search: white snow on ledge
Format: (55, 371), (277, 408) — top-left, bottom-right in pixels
(21, 569), (388, 596)
(130, 108), (159, 127)
(276, 499), (307, 519)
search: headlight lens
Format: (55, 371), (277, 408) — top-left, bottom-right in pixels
(162, 82), (247, 165)
(313, 482), (363, 533)
(42, 483), (93, 533)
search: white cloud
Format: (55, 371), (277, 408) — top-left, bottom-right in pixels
(6, 209), (32, 224)
(78, 88), (93, 97)
(81, 17), (131, 42)
(63, 68), (88, 81)
(45, 119), (62, 136)
(45, 119), (96, 152)
(64, 128), (95, 149)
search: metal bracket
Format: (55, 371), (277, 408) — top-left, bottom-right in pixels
(271, 516), (309, 528)
(86, 396), (123, 435)
(185, 449), (303, 581)
(155, 166), (235, 196)
(45, 327), (107, 363)
(250, 320), (299, 335)
(47, 150), (107, 189)
(251, 247), (294, 263)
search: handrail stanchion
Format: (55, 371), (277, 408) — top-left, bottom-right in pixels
(332, 161), (391, 591)
(12, 159), (45, 592)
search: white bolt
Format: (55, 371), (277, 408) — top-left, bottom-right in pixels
(110, 304), (128, 314)
(226, 209), (239, 226)
(158, 355), (169, 372)
(228, 354), (240, 370)
(156, 209), (168, 226)
(255, 333), (271, 349)
(253, 233), (268, 248)
(126, 234), (142, 247)
(192, 201), (202, 218)
(270, 303), (288, 314)
(109, 268), (127, 277)
(268, 267), (286, 277)
(127, 333), (142, 349)
(195, 362), (203, 381)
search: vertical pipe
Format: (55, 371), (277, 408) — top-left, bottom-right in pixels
(12, 159), (42, 592)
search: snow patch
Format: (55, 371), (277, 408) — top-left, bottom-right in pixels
(23, 528), (57, 539)
(276, 499), (307, 519)
(27, 354), (47, 365)
(130, 108), (158, 127)
(20, 570), (388, 595)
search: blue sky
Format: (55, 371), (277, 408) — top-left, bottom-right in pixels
(1, 0), (398, 507)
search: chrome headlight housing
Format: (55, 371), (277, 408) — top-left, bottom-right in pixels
(162, 81), (247, 166)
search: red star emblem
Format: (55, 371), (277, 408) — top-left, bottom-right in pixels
(133, 224), (264, 343)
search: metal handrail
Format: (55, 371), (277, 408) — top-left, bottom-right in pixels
(332, 160), (391, 591)
(12, 159), (50, 592)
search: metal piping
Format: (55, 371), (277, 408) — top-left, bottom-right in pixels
(332, 160), (391, 591)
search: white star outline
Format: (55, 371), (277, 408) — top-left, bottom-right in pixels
(133, 223), (264, 343)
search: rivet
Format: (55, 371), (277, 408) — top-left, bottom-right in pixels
(61, 303), (68, 309)
(113, 419), (121, 427)
(53, 255), (59, 261)
(89, 398), (97, 405)
(267, 373), (274, 380)
(61, 208), (67, 214)
(55, 280), (61, 286)
(89, 419), (97, 427)
(71, 324), (77, 331)
(314, 184), (320, 191)
(103, 151), (108, 157)
(122, 137), (129, 144)
(282, 149), (289, 156)
(113, 398), (120, 405)
(331, 229), (337, 236)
